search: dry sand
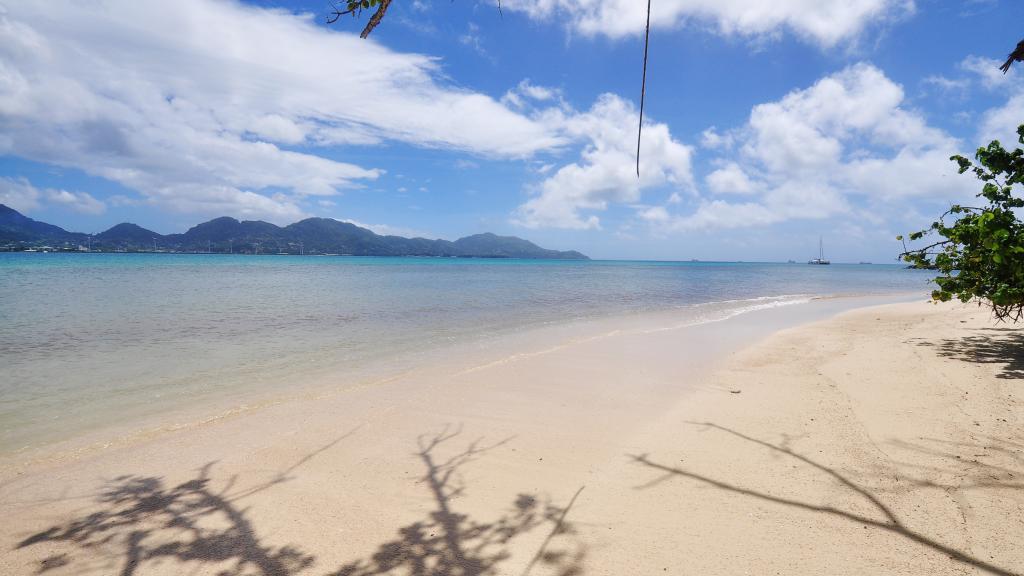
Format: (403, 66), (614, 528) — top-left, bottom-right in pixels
(0, 300), (1021, 575)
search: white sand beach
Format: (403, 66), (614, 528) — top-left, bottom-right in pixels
(1, 299), (1021, 576)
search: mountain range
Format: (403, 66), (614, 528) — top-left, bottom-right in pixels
(0, 204), (588, 259)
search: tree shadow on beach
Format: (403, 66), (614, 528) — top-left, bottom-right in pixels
(13, 427), (364, 576)
(17, 461), (316, 576)
(330, 424), (586, 576)
(16, 425), (585, 576)
(629, 422), (1022, 576)
(883, 435), (1024, 494)
(913, 327), (1024, 379)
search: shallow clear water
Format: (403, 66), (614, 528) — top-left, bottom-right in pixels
(0, 253), (935, 453)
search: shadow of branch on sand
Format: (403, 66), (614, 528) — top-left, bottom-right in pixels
(882, 435), (1024, 494)
(629, 422), (1021, 576)
(18, 461), (316, 576)
(913, 327), (1024, 379)
(16, 425), (585, 576)
(330, 424), (585, 576)
(13, 427), (365, 576)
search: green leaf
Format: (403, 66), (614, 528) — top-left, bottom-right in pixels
(903, 123), (1024, 321)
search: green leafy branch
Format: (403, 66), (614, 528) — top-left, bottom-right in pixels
(899, 125), (1024, 322)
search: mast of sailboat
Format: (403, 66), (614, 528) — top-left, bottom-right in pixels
(819, 236), (823, 261)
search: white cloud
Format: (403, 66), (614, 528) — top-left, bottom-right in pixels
(644, 63), (970, 233)
(705, 162), (757, 194)
(700, 127), (734, 150)
(977, 92), (1024, 148)
(459, 22), (490, 58)
(918, 56), (1021, 148)
(636, 205), (671, 223)
(916, 56), (1016, 104)
(961, 55), (1016, 90)
(0, 0), (565, 222)
(247, 114), (308, 145)
(503, 0), (914, 46)
(743, 64), (950, 168)
(518, 82), (559, 102)
(0, 177), (40, 213)
(45, 189), (107, 215)
(921, 74), (969, 96)
(342, 219), (434, 238)
(513, 94), (694, 229)
(0, 177), (106, 215)
(969, 53), (1024, 148)
(172, 185), (307, 221)
(668, 199), (779, 230)
(502, 80), (565, 110)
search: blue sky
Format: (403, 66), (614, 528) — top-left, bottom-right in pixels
(1, 0), (1023, 261)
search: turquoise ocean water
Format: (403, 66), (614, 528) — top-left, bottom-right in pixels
(0, 254), (935, 454)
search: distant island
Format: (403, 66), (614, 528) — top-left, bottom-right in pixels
(0, 204), (588, 259)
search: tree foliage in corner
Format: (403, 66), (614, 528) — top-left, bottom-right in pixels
(328, 0), (392, 38)
(899, 124), (1024, 322)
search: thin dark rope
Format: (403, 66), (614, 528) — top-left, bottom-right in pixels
(637, 0), (651, 178)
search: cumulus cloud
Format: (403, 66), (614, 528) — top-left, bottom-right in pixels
(966, 55), (1024, 149)
(0, 177), (106, 215)
(977, 92), (1024, 148)
(503, 0), (914, 46)
(513, 94), (694, 229)
(0, 0), (564, 222)
(705, 162), (757, 194)
(700, 127), (735, 150)
(648, 63), (970, 232)
(636, 205), (671, 223)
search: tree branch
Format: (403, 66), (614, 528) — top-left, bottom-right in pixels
(326, 2), (357, 24)
(360, 0), (393, 38)
(899, 239), (952, 259)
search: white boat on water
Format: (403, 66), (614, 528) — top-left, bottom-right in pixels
(808, 237), (830, 265)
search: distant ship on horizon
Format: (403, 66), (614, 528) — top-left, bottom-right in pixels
(808, 237), (830, 265)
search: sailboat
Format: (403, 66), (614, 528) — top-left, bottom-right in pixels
(808, 237), (831, 265)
